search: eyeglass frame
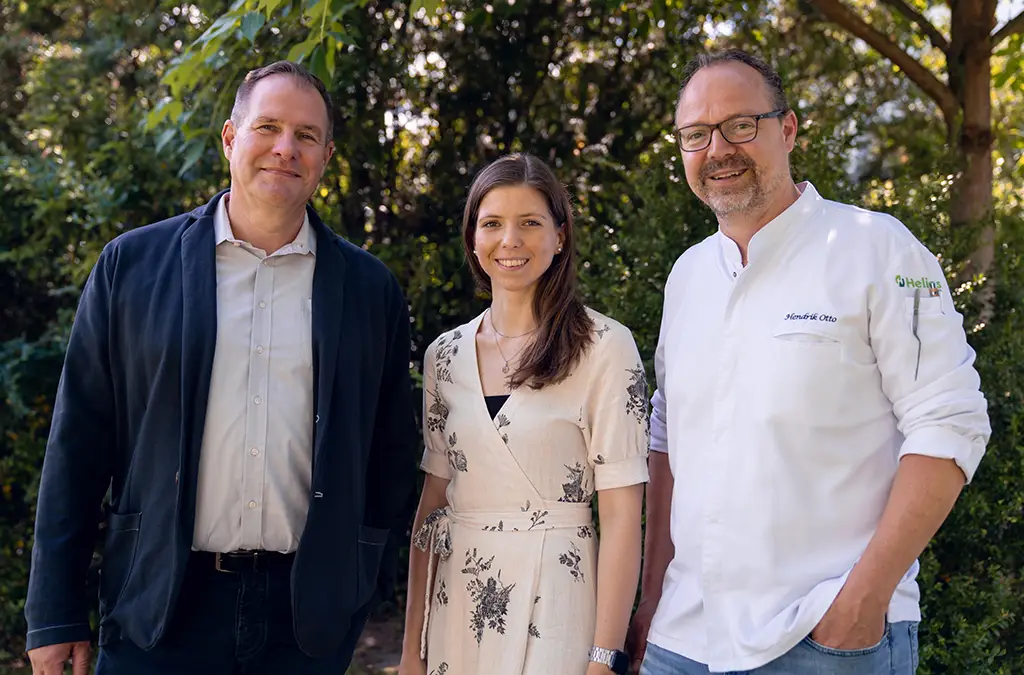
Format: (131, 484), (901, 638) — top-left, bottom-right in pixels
(674, 109), (788, 152)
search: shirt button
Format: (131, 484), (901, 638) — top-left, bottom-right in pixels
(256, 345), (264, 354)
(254, 396), (262, 405)
(259, 301), (266, 309)
(250, 447), (259, 456)
(732, 271), (737, 277)
(248, 500), (257, 509)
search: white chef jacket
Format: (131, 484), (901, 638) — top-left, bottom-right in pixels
(648, 182), (990, 672)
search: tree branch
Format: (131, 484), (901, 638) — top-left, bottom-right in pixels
(805, 0), (958, 124)
(992, 10), (1024, 48)
(878, 0), (949, 53)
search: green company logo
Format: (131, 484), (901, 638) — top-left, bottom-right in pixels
(895, 274), (942, 291)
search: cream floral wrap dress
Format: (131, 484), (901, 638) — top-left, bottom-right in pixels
(414, 308), (650, 675)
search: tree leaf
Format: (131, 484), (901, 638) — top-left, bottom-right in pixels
(177, 140), (208, 177)
(287, 36), (321, 63)
(325, 37), (337, 80)
(240, 11), (266, 44)
(260, 0), (289, 13)
(144, 99), (183, 130)
(196, 13), (240, 46)
(308, 45), (330, 83)
(154, 128), (177, 153)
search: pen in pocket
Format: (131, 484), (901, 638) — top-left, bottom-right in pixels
(912, 288), (921, 381)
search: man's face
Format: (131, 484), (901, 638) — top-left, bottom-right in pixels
(222, 74), (334, 211)
(675, 62), (797, 218)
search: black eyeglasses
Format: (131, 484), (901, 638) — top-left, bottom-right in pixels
(675, 109), (786, 152)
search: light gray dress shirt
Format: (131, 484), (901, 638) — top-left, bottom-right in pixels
(192, 194), (317, 554)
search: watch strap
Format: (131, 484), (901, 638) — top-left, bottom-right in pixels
(589, 645), (630, 675)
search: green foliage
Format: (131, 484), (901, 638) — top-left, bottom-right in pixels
(2, 0), (1023, 672)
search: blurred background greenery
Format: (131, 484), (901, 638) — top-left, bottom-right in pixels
(1, 0), (1022, 672)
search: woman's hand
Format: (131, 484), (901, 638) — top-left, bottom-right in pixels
(397, 655), (428, 675)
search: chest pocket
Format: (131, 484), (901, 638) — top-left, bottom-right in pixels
(755, 318), (859, 428)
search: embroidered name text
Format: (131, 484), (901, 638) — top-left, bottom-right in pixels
(784, 313), (837, 322)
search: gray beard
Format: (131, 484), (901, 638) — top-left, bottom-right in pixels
(702, 168), (784, 218)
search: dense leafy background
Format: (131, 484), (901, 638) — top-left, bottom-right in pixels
(1, 1), (1022, 672)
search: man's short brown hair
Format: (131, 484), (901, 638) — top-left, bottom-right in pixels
(676, 49), (789, 113)
(231, 61), (334, 143)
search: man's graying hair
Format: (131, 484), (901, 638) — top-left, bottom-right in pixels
(676, 50), (789, 113)
(231, 61), (334, 143)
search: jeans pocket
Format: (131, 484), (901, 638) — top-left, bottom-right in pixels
(803, 622), (891, 657)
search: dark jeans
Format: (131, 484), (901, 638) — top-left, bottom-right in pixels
(96, 552), (366, 675)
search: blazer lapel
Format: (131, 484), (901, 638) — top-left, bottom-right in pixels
(178, 195), (219, 536)
(309, 207), (346, 470)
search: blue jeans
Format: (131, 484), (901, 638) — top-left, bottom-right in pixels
(641, 622), (919, 675)
(96, 552), (367, 675)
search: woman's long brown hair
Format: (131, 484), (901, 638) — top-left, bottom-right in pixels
(462, 154), (594, 390)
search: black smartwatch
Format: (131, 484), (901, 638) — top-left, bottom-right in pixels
(588, 645), (630, 675)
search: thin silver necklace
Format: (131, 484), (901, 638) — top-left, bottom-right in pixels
(488, 309), (537, 374)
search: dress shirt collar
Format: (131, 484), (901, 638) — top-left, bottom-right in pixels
(717, 181), (822, 272)
(214, 192), (316, 257)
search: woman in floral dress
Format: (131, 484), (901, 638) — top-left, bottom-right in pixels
(398, 154), (650, 675)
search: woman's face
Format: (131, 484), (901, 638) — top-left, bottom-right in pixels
(473, 184), (564, 294)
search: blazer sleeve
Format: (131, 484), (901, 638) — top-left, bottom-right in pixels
(25, 246), (118, 650)
(363, 273), (419, 601)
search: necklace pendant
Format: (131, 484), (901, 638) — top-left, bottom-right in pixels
(502, 363), (510, 375)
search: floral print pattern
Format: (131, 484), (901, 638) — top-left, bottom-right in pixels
(447, 432), (468, 473)
(559, 541), (585, 583)
(558, 462), (590, 503)
(436, 579), (449, 607)
(419, 309), (649, 675)
(463, 548), (516, 644)
(626, 364), (649, 427)
(434, 330), (462, 384)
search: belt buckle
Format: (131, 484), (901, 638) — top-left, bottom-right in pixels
(214, 552), (228, 573)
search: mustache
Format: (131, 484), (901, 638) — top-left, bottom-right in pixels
(699, 156), (756, 182)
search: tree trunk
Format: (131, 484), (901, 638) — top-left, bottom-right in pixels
(949, 0), (996, 320)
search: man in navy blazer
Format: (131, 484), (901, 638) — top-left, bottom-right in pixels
(25, 61), (418, 674)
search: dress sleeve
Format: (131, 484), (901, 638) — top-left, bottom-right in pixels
(583, 323), (651, 491)
(420, 338), (453, 479)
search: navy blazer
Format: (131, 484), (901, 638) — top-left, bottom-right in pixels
(25, 191), (418, 657)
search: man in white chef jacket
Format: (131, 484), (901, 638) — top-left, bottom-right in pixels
(625, 49), (991, 675)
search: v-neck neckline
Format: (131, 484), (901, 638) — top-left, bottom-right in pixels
(469, 311), (519, 427)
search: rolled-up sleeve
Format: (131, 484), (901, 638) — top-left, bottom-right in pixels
(871, 231), (990, 482)
(420, 338), (454, 480)
(585, 325), (650, 490)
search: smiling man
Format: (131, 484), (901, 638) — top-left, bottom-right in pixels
(624, 50), (990, 675)
(25, 61), (417, 675)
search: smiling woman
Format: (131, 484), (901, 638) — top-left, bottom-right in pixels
(460, 153), (593, 390)
(397, 154), (649, 675)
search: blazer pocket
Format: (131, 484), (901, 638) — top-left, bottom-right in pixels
(100, 511), (142, 610)
(356, 525), (389, 606)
